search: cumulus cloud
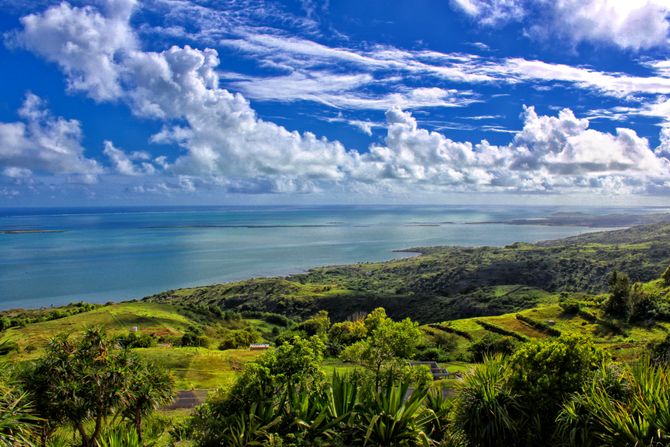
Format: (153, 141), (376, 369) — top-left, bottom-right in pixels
(353, 106), (670, 194)
(12, 0), (137, 101)
(451, 0), (670, 51)
(10, 0), (670, 197)
(103, 140), (158, 175)
(539, 0), (670, 51)
(0, 93), (101, 181)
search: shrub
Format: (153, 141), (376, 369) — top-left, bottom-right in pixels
(218, 328), (261, 350)
(468, 334), (517, 362)
(559, 299), (581, 315)
(181, 326), (208, 347)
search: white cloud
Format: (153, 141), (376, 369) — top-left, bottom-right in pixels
(12, 0), (137, 101)
(103, 140), (157, 175)
(11, 0), (670, 197)
(451, 0), (670, 51)
(538, 0), (670, 51)
(450, 0), (525, 25)
(352, 106), (670, 194)
(0, 93), (101, 180)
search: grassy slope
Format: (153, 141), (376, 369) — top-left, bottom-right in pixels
(146, 223), (670, 322)
(436, 279), (670, 362)
(0, 302), (270, 389)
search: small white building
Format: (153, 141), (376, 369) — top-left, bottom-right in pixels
(249, 343), (270, 350)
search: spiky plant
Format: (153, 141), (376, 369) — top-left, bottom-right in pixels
(556, 360), (670, 447)
(353, 381), (433, 446)
(0, 361), (39, 447)
(451, 355), (523, 447)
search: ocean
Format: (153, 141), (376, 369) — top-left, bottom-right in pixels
(0, 205), (648, 310)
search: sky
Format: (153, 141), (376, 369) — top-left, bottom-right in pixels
(1, 0), (670, 206)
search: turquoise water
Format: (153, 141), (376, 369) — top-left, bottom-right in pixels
(0, 205), (635, 309)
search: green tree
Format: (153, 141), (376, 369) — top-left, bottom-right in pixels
(662, 265), (670, 287)
(218, 327), (261, 350)
(191, 335), (326, 446)
(605, 271), (632, 319)
(327, 319), (367, 355)
(297, 310), (331, 338)
(120, 360), (174, 443)
(341, 308), (423, 387)
(507, 335), (608, 445)
(23, 329), (135, 447)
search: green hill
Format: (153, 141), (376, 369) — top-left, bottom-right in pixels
(146, 222), (670, 322)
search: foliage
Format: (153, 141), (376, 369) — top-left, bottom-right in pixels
(0, 363), (39, 447)
(476, 320), (529, 341)
(181, 326), (208, 347)
(327, 318), (367, 355)
(468, 334), (517, 362)
(605, 271), (632, 319)
(353, 381), (433, 447)
(341, 308), (423, 386)
(452, 355), (522, 447)
(115, 331), (156, 349)
(506, 336), (609, 444)
(296, 310), (331, 338)
(651, 334), (670, 365)
(515, 314), (561, 336)
(218, 327), (261, 350)
(120, 360), (175, 442)
(21, 328), (171, 447)
(662, 265), (670, 287)
(96, 426), (141, 447)
(557, 360), (670, 447)
(190, 335), (326, 446)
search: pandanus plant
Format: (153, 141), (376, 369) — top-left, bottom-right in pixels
(354, 381), (434, 447)
(557, 360), (670, 447)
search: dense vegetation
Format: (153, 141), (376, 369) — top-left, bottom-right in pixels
(147, 223), (670, 322)
(3, 222), (670, 445)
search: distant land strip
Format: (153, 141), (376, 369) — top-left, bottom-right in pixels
(0, 229), (65, 234)
(466, 212), (670, 228)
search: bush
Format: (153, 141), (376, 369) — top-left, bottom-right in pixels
(181, 326), (208, 347)
(116, 332), (156, 348)
(218, 328), (261, 350)
(416, 346), (448, 362)
(468, 334), (517, 362)
(651, 334), (670, 365)
(506, 336), (609, 444)
(559, 299), (581, 315)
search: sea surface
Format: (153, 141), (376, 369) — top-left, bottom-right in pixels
(0, 205), (658, 310)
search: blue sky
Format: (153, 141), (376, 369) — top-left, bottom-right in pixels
(1, 0), (670, 206)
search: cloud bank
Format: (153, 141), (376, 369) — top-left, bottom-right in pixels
(2, 0), (670, 199)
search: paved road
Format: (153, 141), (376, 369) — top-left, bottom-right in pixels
(164, 390), (210, 410)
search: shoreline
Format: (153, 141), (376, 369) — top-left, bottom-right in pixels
(0, 221), (633, 314)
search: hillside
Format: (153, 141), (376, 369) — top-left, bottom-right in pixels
(146, 222), (670, 322)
